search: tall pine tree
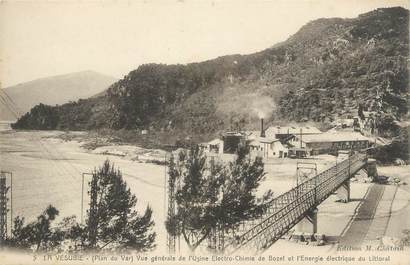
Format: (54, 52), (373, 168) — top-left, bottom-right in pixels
(86, 160), (156, 252)
(166, 144), (272, 252)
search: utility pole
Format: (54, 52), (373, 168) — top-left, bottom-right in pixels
(167, 156), (176, 254)
(81, 173), (93, 225)
(0, 171), (12, 246)
(88, 172), (99, 248)
(164, 153), (167, 222)
(0, 177), (7, 245)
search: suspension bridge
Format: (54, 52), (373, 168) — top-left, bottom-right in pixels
(222, 151), (372, 254)
(168, 151), (375, 254)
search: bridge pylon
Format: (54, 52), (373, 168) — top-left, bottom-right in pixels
(295, 208), (318, 235)
(336, 179), (351, 203)
(366, 158), (378, 179)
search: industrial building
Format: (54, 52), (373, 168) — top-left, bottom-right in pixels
(248, 137), (289, 158)
(199, 119), (370, 159)
(199, 138), (224, 154)
(299, 132), (370, 156)
(265, 126), (322, 139)
(199, 132), (246, 155)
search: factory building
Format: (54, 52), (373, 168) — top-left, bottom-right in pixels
(200, 119), (369, 159)
(199, 138), (224, 154)
(265, 126), (322, 139)
(299, 132), (370, 156)
(248, 137), (289, 158)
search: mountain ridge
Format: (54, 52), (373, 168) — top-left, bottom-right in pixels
(1, 71), (117, 120)
(12, 7), (409, 140)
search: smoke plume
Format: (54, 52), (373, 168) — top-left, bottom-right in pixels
(250, 95), (276, 119)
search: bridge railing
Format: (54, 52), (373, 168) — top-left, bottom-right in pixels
(224, 152), (367, 254)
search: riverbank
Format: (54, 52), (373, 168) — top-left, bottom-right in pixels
(0, 130), (409, 256)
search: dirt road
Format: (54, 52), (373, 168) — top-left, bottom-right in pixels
(338, 184), (385, 246)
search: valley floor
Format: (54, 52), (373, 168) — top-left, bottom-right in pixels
(0, 130), (408, 260)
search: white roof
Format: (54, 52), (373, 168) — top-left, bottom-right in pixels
(265, 126), (322, 136)
(302, 132), (369, 143)
(248, 139), (261, 146)
(245, 131), (261, 140)
(249, 136), (278, 144)
(207, 138), (223, 145)
(223, 131), (245, 137)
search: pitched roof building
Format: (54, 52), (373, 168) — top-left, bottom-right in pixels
(265, 126), (322, 138)
(299, 132), (370, 155)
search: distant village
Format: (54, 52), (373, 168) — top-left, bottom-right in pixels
(199, 111), (380, 159)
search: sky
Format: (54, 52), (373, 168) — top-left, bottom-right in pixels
(0, 0), (408, 87)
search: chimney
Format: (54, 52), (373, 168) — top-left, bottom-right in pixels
(260, 119), (266, 137)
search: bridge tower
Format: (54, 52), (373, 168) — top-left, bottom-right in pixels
(294, 163), (318, 236)
(295, 162), (317, 187)
(335, 151), (355, 203)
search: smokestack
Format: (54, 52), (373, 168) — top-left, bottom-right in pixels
(260, 119), (265, 137)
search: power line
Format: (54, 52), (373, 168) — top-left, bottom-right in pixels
(0, 95), (19, 119)
(0, 93), (19, 116)
(1, 90), (23, 117)
(2, 91), (20, 114)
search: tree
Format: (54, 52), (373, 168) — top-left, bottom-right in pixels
(376, 113), (400, 137)
(6, 205), (64, 251)
(217, 144), (273, 231)
(55, 216), (87, 252)
(166, 146), (222, 252)
(166, 144), (272, 252)
(85, 160), (156, 252)
(358, 104), (365, 120)
(369, 125), (409, 164)
(11, 103), (60, 130)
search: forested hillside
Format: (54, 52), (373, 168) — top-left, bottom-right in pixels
(13, 7), (409, 138)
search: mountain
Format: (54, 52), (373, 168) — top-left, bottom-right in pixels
(0, 71), (117, 120)
(12, 7), (409, 139)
